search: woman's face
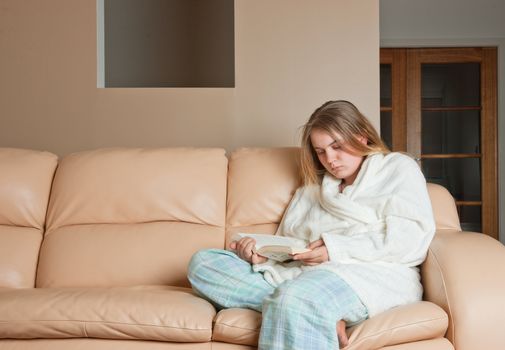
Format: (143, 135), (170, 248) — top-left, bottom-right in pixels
(310, 128), (367, 185)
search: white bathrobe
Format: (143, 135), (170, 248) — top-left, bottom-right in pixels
(253, 152), (436, 317)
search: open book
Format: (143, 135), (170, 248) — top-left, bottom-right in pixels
(231, 233), (311, 262)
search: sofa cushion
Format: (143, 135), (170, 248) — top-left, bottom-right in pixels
(212, 301), (448, 348)
(226, 148), (301, 229)
(38, 148), (227, 288)
(0, 148), (58, 229)
(0, 286), (215, 342)
(426, 184), (461, 231)
(46, 148), (227, 231)
(212, 308), (261, 345)
(345, 301), (448, 349)
(0, 339), (220, 350)
(0, 226), (42, 288)
(36, 222), (223, 288)
(378, 338), (454, 350)
(0, 148), (58, 288)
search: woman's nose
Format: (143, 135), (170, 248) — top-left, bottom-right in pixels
(325, 153), (336, 165)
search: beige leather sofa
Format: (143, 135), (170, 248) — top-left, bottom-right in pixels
(1, 147), (504, 350)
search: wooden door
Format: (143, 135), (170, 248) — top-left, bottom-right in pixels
(380, 47), (498, 238)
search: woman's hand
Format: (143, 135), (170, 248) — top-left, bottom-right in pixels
(292, 239), (329, 265)
(229, 237), (268, 264)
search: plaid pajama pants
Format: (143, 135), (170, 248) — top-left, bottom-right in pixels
(188, 249), (368, 350)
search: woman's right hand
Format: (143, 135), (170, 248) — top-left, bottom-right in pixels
(229, 237), (268, 264)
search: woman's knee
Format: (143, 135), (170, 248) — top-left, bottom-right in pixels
(187, 248), (241, 279)
(263, 280), (310, 310)
(188, 249), (220, 275)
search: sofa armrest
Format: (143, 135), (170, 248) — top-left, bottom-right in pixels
(421, 230), (505, 350)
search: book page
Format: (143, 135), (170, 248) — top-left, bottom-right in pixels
(257, 250), (296, 262)
(232, 233), (308, 250)
(257, 245), (311, 262)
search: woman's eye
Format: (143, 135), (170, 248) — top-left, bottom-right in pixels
(332, 145), (341, 150)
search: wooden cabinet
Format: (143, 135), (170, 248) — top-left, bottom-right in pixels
(380, 48), (498, 238)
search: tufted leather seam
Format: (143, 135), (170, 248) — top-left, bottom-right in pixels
(0, 320), (211, 331)
(214, 322), (260, 333)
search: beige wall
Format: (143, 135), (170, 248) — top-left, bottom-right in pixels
(0, 0), (379, 156)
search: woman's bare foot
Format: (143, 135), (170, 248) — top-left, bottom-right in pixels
(337, 320), (349, 348)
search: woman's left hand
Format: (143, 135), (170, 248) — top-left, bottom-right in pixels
(292, 239), (329, 265)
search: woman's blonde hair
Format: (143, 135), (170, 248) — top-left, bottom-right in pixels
(300, 100), (390, 185)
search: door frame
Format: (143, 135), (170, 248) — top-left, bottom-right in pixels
(380, 46), (499, 239)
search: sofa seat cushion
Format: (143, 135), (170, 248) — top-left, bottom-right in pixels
(212, 301), (448, 348)
(212, 308), (261, 345)
(0, 286), (215, 342)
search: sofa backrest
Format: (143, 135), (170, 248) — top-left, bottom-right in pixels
(226, 148), (302, 247)
(36, 148), (227, 288)
(0, 148), (57, 288)
(3, 147), (460, 289)
(426, 183), (461, 231)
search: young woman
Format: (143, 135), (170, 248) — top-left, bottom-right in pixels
(188, 100), (436, 349)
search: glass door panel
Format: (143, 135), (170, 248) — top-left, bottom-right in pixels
(380, 111), (392, 150)
(380, 64), (392, 149)
(421, 63), (480, 107)
(421, 158), (481, 202)
(380, 64), (392, 107)
(421, 110), (481, 154)
(420, 61), (482, 232)
(459, 206), (482, 232)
